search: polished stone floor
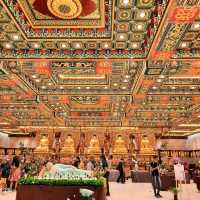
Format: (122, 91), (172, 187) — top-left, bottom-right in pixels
(0, 180), (199, 200)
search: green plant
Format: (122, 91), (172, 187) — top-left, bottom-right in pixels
(18, 176), (105, 187)
(170, 187), (180, 194)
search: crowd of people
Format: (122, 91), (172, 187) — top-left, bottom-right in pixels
(0, 154), (127, 196)
(0, 154), (200, 198)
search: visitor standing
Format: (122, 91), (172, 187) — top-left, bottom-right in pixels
(116, 158), (125, 183)
(150, 156), (162, 198)
(0, 158), (10, 191)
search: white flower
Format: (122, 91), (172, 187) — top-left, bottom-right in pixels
(80, 189), (94, 197)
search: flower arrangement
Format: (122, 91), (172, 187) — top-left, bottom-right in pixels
(18, 176), (105, 187)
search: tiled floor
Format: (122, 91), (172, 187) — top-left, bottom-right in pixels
(0, 180), (200, 200)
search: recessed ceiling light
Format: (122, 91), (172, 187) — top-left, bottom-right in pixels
(104, 86), (108, 89)
(51, 105), (55, 107)
(181, 42), (187, 48)
(35, 79), (40, 82)
(194, 23), (200, 29)
(61, 43), (67, 48)
(77, 87), (81, 89)
(13, 34), (19, 40)
(137, 24), (143, 30)
(125, 75), (130, 78)
(191, 86), (195, 89)
(140, 12), (146, 18)
(171, 86), (176, 89)
(122, 86), (126, 89)
(33, 43), (39, 48)
(132, 43), (138, 48)
(119, 35), (125, 40)
(41, 86), (46, 89)
(86, 86), (90, 89)
(152, 86), (157, 90)
(123, 0), (129, 5)
(104, 43), (109, 48)
(123, 79), (128, 82)
(32, 75), (37, 79)
(157, 79), (162, 83)
(76, 43), (81, 48)
(5, 43), (11, 49)
(113, 83), (118, 86)
(48, 83), (52, 86)
(159, 75), (165, 79)
(60, 86), (64, 89)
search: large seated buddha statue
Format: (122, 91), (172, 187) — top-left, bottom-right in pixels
(87, 135), (101, 155)
(113, 135), (128, 155)
(140, 135), (154, 154)
(34, 134), (49, 154)
(60, 134), (75, 155)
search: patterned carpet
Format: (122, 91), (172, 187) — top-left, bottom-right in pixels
(0, 180), (199, 200)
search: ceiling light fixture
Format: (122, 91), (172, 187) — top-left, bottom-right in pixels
(32, 75), (37, 79)
(122, 86), (126, 89)
(159, 75), (165, 79)
(113, 83), (118, 86)
(41, 86), (46, 89)
(77, 87), (81, 89)
(123, 0), (129, 5)
(61, 43), (67, 48)
(157, 79), (162, 83)
(33, 43), (39, 48)
(35, 79), (40, 83)
(104, 86), (108, 89)
(123, 79), (128, 82)
(60, 86), (64, 89)
(191, 86), (195, 89)
(137, 24), (143, 30)
(5, 43), (11, 49)
(181, 42), (187, 48)
(104, 43), (109, 48)
(171, 86), (176, 89)
(48, 83), (52, 86)
(13, 34), (19, 40)
(140, 12), (146, 18)
(152, 86), (157, 89)
(132, 43), (138, 48)
(119, 35), (125, 40)
(76, 43), (81, 48)
(194, 23), (200, 29)
(86, 86), (90, 89)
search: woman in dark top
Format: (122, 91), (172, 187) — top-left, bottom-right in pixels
(0, 160), (10, 191)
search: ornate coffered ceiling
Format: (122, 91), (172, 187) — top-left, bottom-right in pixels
(0, 0), (200, 137)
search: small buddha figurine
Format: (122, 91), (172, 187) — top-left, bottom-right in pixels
(60, 134), (75, 155)
(140, 135), (153, 154)
(87, 135), (101, 154)
(113, 135), (128, 155)
(35, 134), (49, 153)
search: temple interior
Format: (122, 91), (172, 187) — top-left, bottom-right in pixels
(0, 0), (200, 200)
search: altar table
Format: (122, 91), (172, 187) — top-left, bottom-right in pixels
(16, 185), (106, 200)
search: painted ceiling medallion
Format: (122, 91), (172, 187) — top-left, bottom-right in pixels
(47, 0), (82, 19)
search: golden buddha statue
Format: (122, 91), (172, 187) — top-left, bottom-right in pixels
(113, 135), (128, 155)
(34, 134), (49, 153)
(140, 135), (154, 154)
(60, 134), (75, 155)
(87, 135), (101, 155)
